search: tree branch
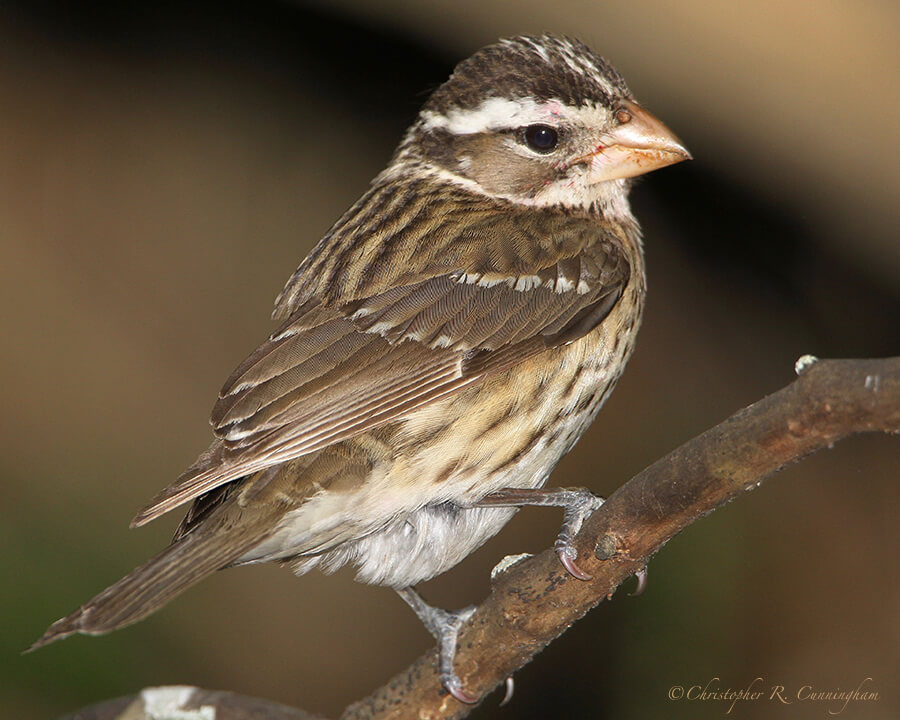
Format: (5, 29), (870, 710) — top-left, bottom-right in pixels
(59, 357), (899, 720)
(341, 356), (898, 720)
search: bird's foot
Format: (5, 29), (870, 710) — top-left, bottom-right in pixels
(396, 587), (478, 703)
(477, 487), (604, 580)
(553, 488), (605, 580)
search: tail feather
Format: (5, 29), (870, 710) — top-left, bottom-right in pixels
(28, 520), (265, 652)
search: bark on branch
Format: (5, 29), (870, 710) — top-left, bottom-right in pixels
(60, 357), (900, 720)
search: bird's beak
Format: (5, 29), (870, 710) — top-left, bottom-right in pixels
(586, 100), (691, 183)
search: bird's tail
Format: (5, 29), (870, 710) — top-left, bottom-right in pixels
(28, 518), (266, 652)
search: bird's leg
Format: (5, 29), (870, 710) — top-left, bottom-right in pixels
(396, 586), (478, 703)
(474, 487), (604, 580)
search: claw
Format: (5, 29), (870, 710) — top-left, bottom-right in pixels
(444, 676), (479, 704)
(630, 566), (648, 596)
(499, 676), (515, 706)
(557, 545), (593, 580)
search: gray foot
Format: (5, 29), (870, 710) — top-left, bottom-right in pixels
(396, 587), (478, 703)
(476, 487), (605, 579)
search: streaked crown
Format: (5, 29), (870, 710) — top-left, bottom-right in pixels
(422, 35), (631, 117)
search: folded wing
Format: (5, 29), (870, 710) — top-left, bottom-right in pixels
(132, 194), (632, 527)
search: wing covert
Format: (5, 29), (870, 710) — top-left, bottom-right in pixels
(132, 201), (633, 527)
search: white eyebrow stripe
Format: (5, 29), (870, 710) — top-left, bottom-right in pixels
(420, 97), (563, 135)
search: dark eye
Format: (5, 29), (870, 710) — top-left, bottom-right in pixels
(522, 124), (559, 153)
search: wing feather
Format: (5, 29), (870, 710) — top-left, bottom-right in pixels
(132, 187), (634, 528)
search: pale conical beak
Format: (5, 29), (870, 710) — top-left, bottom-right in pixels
(587, 100), (691, 183)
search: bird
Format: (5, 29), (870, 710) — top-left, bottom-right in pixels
(31, 34), (689, 702)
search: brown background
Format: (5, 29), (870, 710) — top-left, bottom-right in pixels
(1, 2), (897, 719)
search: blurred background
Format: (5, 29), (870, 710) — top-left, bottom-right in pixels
(1, 1), (897, 718)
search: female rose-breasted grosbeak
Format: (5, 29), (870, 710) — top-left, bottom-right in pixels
(33, 34), (688, 701)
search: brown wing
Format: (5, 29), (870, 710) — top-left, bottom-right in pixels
(132, 185), (632, 527)
(272, 178), (632, 315)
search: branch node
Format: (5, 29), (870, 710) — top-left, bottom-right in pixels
(593, 533), (620, 560)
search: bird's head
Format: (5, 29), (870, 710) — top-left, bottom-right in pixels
(393, 34), (690, 216)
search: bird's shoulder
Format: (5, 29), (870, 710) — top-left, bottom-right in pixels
(131, 179), (637, 528)
(273, 175), (635, 321)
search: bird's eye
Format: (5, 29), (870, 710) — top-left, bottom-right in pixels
(615, 108), (632, 124)
(522, 124), (559, 153)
